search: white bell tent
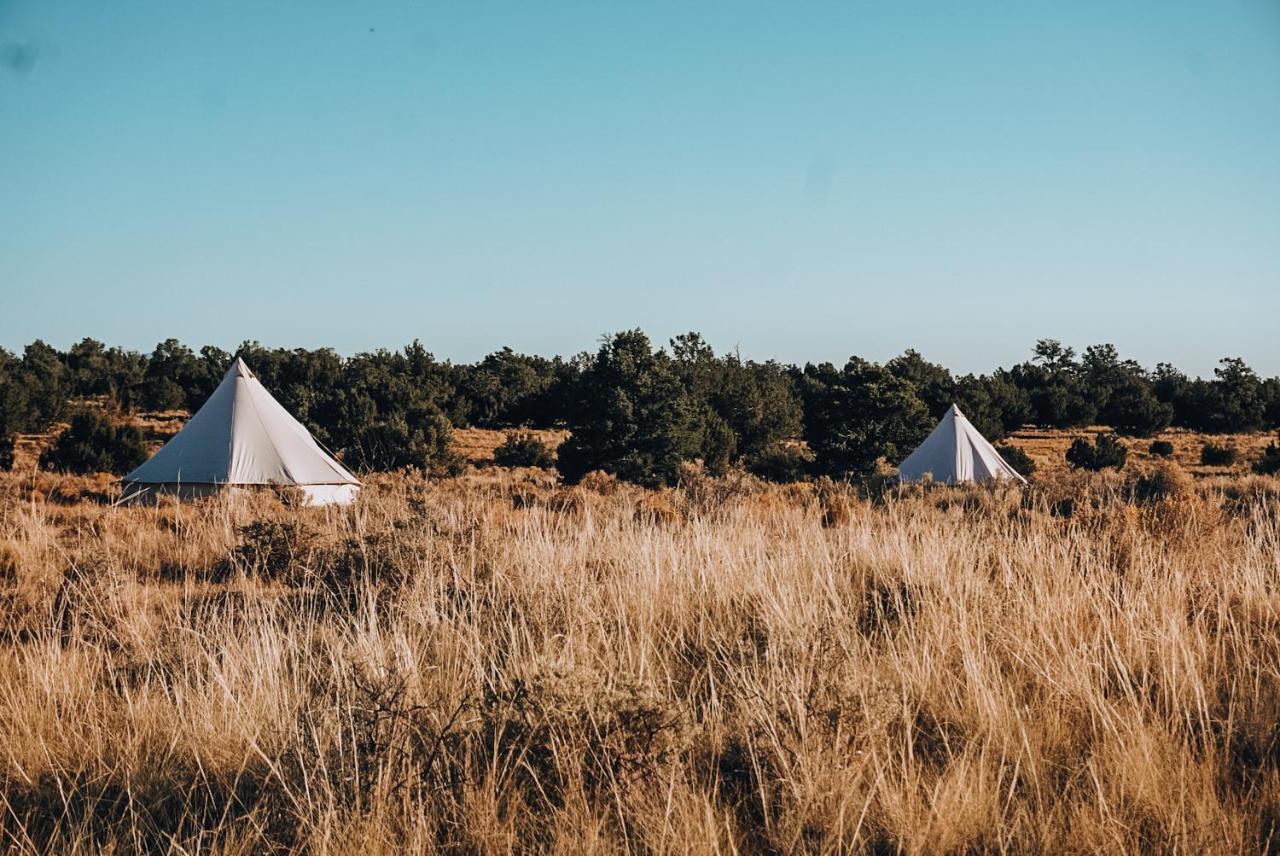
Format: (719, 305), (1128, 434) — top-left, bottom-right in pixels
(896, 404), (1027, 485)
(121, 358), (360, 506)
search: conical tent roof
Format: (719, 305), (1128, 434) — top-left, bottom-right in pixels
(123, 358), (359, 489)
(896, 404), (1026, 485)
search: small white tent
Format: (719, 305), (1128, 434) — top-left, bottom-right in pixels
(896, 404), (1027, 485)
(121, 358), (360, 506)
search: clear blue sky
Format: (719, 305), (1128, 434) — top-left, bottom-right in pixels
(2, 2), (1278, 376)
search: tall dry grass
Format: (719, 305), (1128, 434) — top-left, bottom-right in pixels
(0, 465), (1278, 854)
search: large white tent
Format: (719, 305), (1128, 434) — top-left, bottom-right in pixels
(896, 404), (1027, 485)
(121, 358), (360, 506)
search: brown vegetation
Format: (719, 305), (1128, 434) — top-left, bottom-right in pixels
(451, 427), (569, 467)
(0, 460), (1278, 853)
(1008, 425), (1277, 479)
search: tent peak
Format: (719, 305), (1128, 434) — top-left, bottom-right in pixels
(225, 357), (255, 380)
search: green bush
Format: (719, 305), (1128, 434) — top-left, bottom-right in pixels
(39, 410), (149, 475)
(993, 444), (1036, 479)
(698, 410), (737, 476)
(1200, 442), (1237, 467)
(1148, 440), (1174, 457)
(1254, 436), (1280, 476)
(746, 443), (814, 483)
(1065, 434), (1127, 471)
(493, 432), (555, 469)
(341, 404), (457, 474)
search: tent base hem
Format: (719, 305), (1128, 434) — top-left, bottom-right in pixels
(120, 482), (359, 507)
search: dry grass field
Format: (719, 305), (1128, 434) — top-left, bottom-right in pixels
(1006, 426), (1278, 480)
(1, 447), (1279, 854)
(458, 424), (1278, 480)
(9, 421), (568, 475)
(451, 427), (570, 466)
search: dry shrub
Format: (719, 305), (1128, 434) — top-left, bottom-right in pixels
(1120, 461), (1222, 543)
(1127, 460), (1194, 504)
(815, 476), (859, 528)
(46, 473), (119, 506)
(578, 470), (620, 495)
(1032, 468), (1127, 522)
(480, 661), (691, 803)
(677, 462), (760, 517)
(634, 491), (682, 526)
(230, 518), (319, 581)
(859, 570), (920, 636)
(1221, 476), (1280, 524)
(778, 480), (816, 506)
(930, 483), (1024, 520)
(1200, 441), (1238, 467)
(545, 486), (585, 514)
(311, 531), (415, 596)
(0, 541), (18, 584)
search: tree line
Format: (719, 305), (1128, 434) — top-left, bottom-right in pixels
(2, 334), (1278, 485)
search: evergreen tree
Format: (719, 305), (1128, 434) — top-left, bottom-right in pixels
(557, 331), (704, 487)
(1010, 340), (1097, 428)
(1211, 358), (1265, 433)
(799, 358), (931, 479)
(15, 341), (70, 431)
(1103, 378), (1173, 437)
(458, 348), (558, 427)
(141, 339), (203, 411)
(952, 372), (1032, 441)
(887, 349), (955, 417)
(669, 333), (803, 470)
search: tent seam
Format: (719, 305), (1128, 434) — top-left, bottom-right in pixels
(238, 375), (297, 483)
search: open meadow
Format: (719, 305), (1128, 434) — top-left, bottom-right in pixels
(1, 443), (1279, 854)
(8, 0), (1280, 849)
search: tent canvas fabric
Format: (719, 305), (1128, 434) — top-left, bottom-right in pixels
(896, 404), (1027, 485)
(121, 358), (360, 506)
